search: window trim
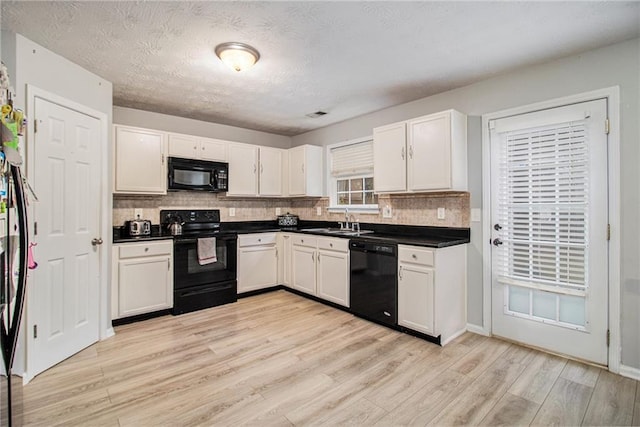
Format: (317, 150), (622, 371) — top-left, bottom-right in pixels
(326, 136), (379, 214)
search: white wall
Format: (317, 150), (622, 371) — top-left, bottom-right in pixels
(113, 106), (292, 149)
(292, 38), (640, 371)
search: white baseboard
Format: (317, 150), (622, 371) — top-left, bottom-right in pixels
(466, 323), (490, 336)
(102, 327), (115, 340)
(619, 364), (640, 381)
(442, 328), (467, 346)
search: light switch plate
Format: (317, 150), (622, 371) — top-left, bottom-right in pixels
(134, 208), (143, 219)
(316, 207), (322, 216)
(382, 205), (392, 218)
(471, 208), (481, 222)
(275, 207), (282, 216)
(229, 207), (236, 217)
(437, 207), (445, 220)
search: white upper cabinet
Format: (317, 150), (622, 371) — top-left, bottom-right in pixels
(168, 133), (227, 162)
(373, 122), (407, 193)
(258, 146), (284, 196)
(373, 109), (467, 193)
(228, 143), (259, 196)
(114, 125), (167, 194)
(228, 143), (285, 197)
(288, 145), (323, 197)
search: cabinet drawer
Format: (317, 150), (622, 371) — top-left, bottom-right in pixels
(292, 235), (317, 248)
(398, 245), (434, 266)
(118, 241), (173, 259)
(238, 233), (277, 247)
(317, 237), (348, 252)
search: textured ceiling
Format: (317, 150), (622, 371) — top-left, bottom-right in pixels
(2, 1), (639, 136)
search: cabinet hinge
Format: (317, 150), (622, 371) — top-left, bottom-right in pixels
(607, 224), (611, 241)
(33, 324), (37, 339)
(605, 118), (610, 135)
(606, 329), (610, 347)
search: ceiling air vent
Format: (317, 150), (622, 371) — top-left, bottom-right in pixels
(306, 111), (328, 118)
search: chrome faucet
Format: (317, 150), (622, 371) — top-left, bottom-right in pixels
(342, 208), (350, 230)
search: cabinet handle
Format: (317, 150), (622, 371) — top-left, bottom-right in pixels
(161, 154), (165, 165)
(409, 145), (413, 159)
(311, 252), (314, 262)
(253, 164), (257, 174)
(194, 145), (197, 150)
(261, 164), (264, 174)
(399, 266), (403, 279)
(318, 254), (320, 262)
(276, 249), (278, 258)
(401, 146), (405, 160)
(167, 259), (170, 271)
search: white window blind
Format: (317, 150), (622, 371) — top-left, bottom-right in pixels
(495, 120), (589, 293)
(330, 140), (373, 177)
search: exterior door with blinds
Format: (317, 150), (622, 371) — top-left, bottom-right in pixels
(490, 99), (608, 365)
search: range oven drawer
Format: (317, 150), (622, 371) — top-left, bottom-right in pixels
(173, 280), (237, 315)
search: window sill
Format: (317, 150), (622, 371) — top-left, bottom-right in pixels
(327, 206), (380, 215)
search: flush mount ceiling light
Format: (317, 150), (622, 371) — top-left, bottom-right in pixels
(215, 42), (260, 72)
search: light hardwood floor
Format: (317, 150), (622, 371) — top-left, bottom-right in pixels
(22, 290), (639, 426)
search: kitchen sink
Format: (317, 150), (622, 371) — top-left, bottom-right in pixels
(301, 227), (374, 236)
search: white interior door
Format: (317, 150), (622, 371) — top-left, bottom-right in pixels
(490, 99), (609, 365)
(30, 97), (101, 376)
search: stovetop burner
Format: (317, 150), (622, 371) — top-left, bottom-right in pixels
(160, 209), (222, 235)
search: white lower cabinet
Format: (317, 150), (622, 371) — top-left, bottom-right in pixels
(397, 244), (466, 345)
(292, 237), (317, 295)
(278, 233), (293, 286)
(112, 240), (173, 320)
(316, 238), (349, 307)
(290, 235), (349, 307)
(237, 233), (278, 293)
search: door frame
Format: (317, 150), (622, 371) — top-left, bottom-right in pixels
(22, 85), (113, 382)
(481, 86), (621, 373)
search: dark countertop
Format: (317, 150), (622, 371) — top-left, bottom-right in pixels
(114, 221), (469, 248)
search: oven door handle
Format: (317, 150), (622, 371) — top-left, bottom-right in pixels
(174, 235), (238, 245)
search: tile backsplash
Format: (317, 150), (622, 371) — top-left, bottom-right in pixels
(113, 191), (470, 228)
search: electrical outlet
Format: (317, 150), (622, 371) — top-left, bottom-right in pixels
(471, 208), (481, 222)
(382, 205), (392, 218)
(275, 207), (282, 216)
(134, 208), (143, 219)
(316, 207), (322, 216)
(437, 207), (445, 220)
(229, 207), (236, 217)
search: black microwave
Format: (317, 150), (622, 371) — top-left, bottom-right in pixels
(168, 157), (229, 192)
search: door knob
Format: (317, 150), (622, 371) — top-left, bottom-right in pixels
(91, 238), (103, 246)
(492, 238), (503, 246)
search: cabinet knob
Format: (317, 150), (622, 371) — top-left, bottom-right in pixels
(329, 243), (333, 247)
(145, 247), (149, 252)
(412, 254), (417, 259)
(258, 238), (262, 242)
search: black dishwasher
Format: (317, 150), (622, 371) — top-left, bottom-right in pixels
(349, 239), (398, 327)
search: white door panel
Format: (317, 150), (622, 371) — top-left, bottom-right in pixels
(31, 97), (101, 376)
(490, 99), (608, 365)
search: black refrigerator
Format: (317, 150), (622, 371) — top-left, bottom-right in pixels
(0, 164), (29, 426)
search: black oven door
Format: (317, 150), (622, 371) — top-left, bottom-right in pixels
(173, 234), (237, 290)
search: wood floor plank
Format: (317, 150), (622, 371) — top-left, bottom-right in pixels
(477, 392), (540, 426)
(18, 290), (638, 426)
(582, 369), (637, 426)
(531, 377), (594, 426)
(428, 344), (533, 426)
(376, 369), (472, 426)
(633, 381), (640, 426)
(560, 359), (602, 387)
(508, 351), (567, 404)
